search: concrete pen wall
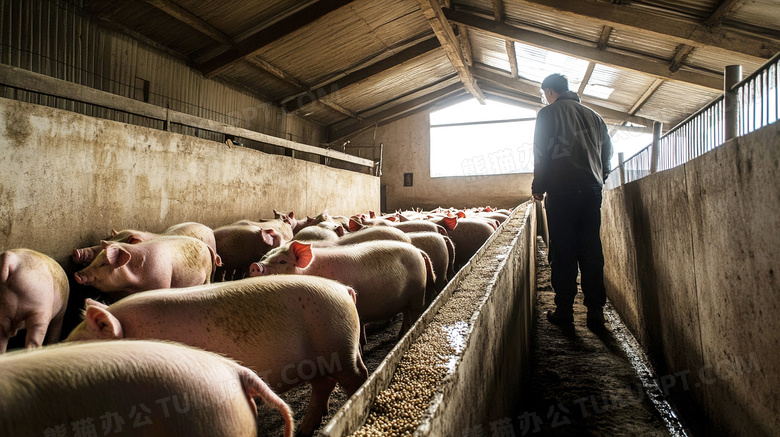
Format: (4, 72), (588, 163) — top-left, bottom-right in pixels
(601, 121), (780, 436)
(0, 98), (379, 266)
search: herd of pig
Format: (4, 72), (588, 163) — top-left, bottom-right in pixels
(0, 206), (512, 436)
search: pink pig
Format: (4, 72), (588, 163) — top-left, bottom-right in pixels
(0, 340), (294, 437)
(0, 249), (69, 353)
(72, 222), (218, 266)
(74, 236), (216, 297)
(250, 240), (435, 343)
(213, 223), (286, 281)
(65, 275), (366, 436)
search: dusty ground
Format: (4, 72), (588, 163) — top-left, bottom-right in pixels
(523, 237), (673, 436)
(256, 315), (404, 436)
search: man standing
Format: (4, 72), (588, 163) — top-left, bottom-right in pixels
(532, 73), (613, 327)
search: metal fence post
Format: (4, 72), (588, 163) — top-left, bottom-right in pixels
(724, 65), (742, 141)
(650, 121), (662, 174)
(618, 152), (626, 185)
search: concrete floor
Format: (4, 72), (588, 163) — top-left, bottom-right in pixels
(523, 237), (681, 436)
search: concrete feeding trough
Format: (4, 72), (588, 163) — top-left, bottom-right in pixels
(319, 202), (537, 436)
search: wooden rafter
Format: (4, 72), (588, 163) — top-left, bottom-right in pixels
(705, 0), (747, 28)
(628, 78), (665, 115)
(669, 44), (695, 73)
(328, 83), (464, 142)
(459, 25), (474, 67)
(506, 41), (519, 79)
(445, 9), (723, 90)
(597, 26), (613, 51)
(198, 0), (356, 78)
(142, 0), (233, 47)
(490, 0), (505, 22)
(245, 57), (360, 120)
(577, 61), (596, 97)
(517, 0), (778, 59)
(418, 0), (486, 103)
(281, 37), (442, 113)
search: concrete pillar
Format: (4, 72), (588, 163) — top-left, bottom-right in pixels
(650, 121), (662, 174)
(724, 65), (742, 141)
(618, 152), (626, 185)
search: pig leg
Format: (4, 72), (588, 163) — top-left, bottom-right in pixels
(23, 312), (50, 349)
(297, 376), (338, 436)
(44, 313), (65, 345)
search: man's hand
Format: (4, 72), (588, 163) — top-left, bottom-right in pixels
(532, 193), (544, 201)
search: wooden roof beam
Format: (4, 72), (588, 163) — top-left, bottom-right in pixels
(198, 0), (356, 78)
(245, 57), (360, 120)
(328, 83), (464, 142)
(705, 0), (747, 28)
(628, 78), (665, 115)
(515, 0), (778, 59)
(418, 0), (486, 104)
(445, 9), (723, 90)
(142, 0), (233, 47)
(459, 25), (474, 66)
(577, 61), (596, 97)
(280, 37), (442, 113)
(597, 25), (613, 51)
(669, 44), (695, 73)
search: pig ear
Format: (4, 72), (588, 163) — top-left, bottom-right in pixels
(288, 211), (295, 219)
(261, 228), (277, 246)
(442, 216), (458, 230)
(369, 211), (376, 219)
(126, 233), (143, 245)
(336, 226), (345, 237)
(456, 211), (467, 218)
(105, 245), (131, 268)
(100, 240), (112, 249)
(349, 218), (363, 233)
(85, 305), (123, 338)
(84, 298), (109, 310)
(273, 209), (281, 218)
(111, 229), (119, 237)
(289, 241), (314, 268)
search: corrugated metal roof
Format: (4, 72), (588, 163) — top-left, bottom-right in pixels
(30, 0), (780, 146)
(637, 80), (721, 126)
(469, 30), (510, 73)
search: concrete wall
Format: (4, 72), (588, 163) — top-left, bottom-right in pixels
(0, 98), (379, 265)
(350, 111), (533, 211)
(601, 122), (780, 436)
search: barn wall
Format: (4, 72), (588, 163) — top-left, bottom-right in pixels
(0, 98), (379, 265)
(0, 0), (325, 155)
(601, 121), (780, 436)
(350, 111), (533, 212)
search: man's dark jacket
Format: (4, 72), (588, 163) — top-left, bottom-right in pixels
(532, 91), (613, 194)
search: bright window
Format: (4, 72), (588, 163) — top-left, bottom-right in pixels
(430, 98), (537, 178)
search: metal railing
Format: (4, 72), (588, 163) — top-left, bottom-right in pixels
(607, 52), (780, 189)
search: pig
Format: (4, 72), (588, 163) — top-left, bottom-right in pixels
(73, 236), (216, 297)
(429, 216), (496, 270)
(65, 275), (366, 437)
(72, 222), (217, 266)
(0, 339), (294, 437)
(407, 232), (456, 297)
(273, 210), (314, 235)
(293, 226), (340, 242)
(337, 226), (411, 245)
(232, 218), (294, 242)
(351, 216), (447, 236)
(250, 241), (435, 343)
(0, 249), (69, 353)
(214, 223), (287, 281)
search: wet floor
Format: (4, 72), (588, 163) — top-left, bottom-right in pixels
(524, 237), (688, 436)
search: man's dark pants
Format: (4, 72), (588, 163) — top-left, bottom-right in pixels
(544, 186), (607, 314)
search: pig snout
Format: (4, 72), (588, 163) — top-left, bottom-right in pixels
(72, 247), (98, 265)
(74, 270), (91, 286)
(249, 262), (267, 277)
